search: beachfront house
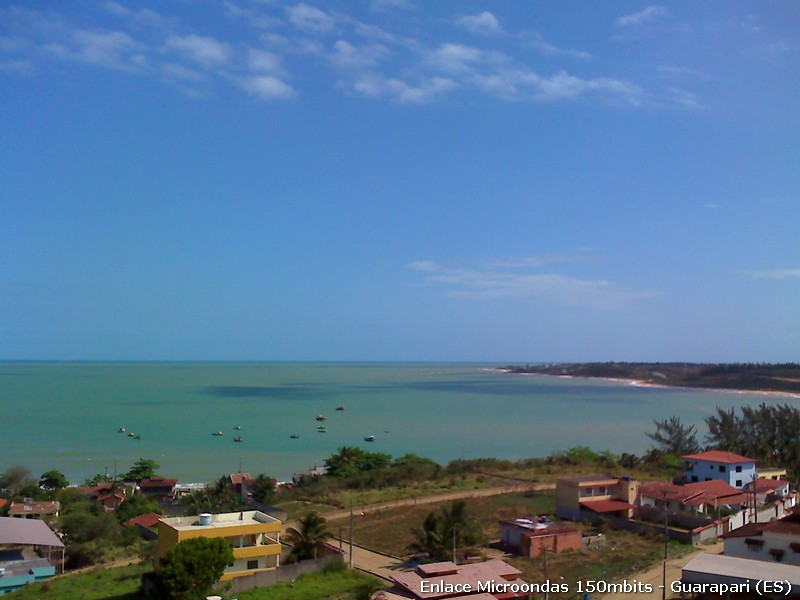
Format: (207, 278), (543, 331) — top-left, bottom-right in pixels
(682, 450), (757, 489)
(155, 510), (282, 582)
(500, 517), (581, 558)
(139, 477), (178, 502)
(0, 517), (63, 595)
(556, 474), (638, 523)
(639, 480), (748, 517)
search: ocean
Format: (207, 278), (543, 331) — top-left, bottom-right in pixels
(0, 361), (789, 484)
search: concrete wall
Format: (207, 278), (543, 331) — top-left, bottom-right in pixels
(225, 549), (344, 594)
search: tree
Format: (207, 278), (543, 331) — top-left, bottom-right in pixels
(646, 416), (700, 456)
(285, 511), (331, 561)
(407, 512), (443, 559)
(39, 470), (69, 491)
(115, 492), (162, 523)
(155, 537), (233, 600)
(125, 458), (160, 481)
(324, 447), (391, 478)
(249, 474), (277, 505)
(0, 466), (35, 496)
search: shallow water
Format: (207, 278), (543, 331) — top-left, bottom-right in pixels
(0, 362), (789, 483)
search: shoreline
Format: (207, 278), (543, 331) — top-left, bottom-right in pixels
(496, 368), (800, 399)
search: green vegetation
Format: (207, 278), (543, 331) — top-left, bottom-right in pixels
(408, 500), (483, 560)
(5, 563), (148, 599)
(125, 458), (160, 482)
(235, 569), (384, 600)
(154, 537), (234, 600)
(501, 362), (800, 393)
(344, 491), (555, 557)
(284, 511), (332, 561)
(646, 416), (700, 456)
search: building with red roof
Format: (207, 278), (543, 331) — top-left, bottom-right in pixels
(682, 450), (757, 489)
(500, 517), (581, 558)
(721, 512), (800, 566)
(556, 474), (638, 523)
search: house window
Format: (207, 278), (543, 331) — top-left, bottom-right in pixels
(691, 476), (698, 482)
(769, 549), (784, 562)
(736, 480), (742, 487)
(247, 560), (259, 570)
(705, 478), (712, 482)
(745, 539), (764, 552)
(719, 465), (726, 472)
(736, 465), (742, 473)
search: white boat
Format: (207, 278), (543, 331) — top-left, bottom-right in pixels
(364, 435), (375, 442)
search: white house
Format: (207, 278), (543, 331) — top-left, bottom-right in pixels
(721, 512), (800, 566)
(682, 450), (757, 489)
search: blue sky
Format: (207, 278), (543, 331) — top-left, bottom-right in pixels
(1, 1), (798, 362)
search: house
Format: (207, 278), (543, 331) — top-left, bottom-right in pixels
(500, 518), (581, 558)
(139, 477), (178, 502)
(682, 450), (757, 489)
(155, 510), (282, 582)
(639, 480), (748, 517)
(0, 516), (64, 595)
(230, 472), (253, 497)
(373, 559), (531, 600)
(123, 512), (162, 540)
(681, 513), (800, 596)
(80, 482), (135, 511)
(759, 467), (788, 480)
(744, 478), (794, 506)
(721, 512), (800, 566)
(7, 500), (60, 520)
(556, 475), (638, 523)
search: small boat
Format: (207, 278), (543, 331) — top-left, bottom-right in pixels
(234, 426), (243, 430)
(290, 434), (300, 439)
(317, 426), (327, 433)
(315, 415), (327, 421)
(364, 435), (375, 442)
(118, 427), (126, 433)
(128, 432), (136, 438)
(234, 436), (244, 443)
(335, 406), (345, 411)
(212, 431), (223, 436)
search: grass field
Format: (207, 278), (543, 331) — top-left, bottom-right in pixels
(335, 491), (556, 557)
(235, 569), (384, 600)
(6, 563), (148, 599)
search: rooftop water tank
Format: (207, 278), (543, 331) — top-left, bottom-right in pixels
(199, 513), (212, 526)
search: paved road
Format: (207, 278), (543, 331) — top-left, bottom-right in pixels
(601, 542), (724, 600)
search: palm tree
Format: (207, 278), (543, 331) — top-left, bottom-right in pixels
(407, 512), (443, 559)
(285, 512), (331, 560)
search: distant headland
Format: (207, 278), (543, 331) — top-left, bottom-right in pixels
(498, 362), (800, 394)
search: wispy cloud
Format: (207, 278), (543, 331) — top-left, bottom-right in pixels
(352, 74), (457, 104)
(239, 74), (295, 99)
(165, 34), (232, 69)
(286, 3), (336, 33)
(407, 260), (659, 309)
(46, 29), (144, 71)
(743, 269), (800, 280)
(456, 12), (504, 37)
(522, 33), (590, 60)
(616, 6), (667, 27)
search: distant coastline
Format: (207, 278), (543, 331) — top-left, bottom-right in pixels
(498, 362), (800, 397)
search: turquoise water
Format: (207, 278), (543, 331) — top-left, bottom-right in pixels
(0, 362), (792, 484)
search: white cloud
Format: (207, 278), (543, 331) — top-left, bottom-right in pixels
(371, 0), (413, 11)
(427, 43), (484, 73)
(287, 3), (335, 33)
(616, 5), (667, 27)
(353, 74), (456, 103)
(745, 269), (800, 280)
(49, 29), (142, 70)
(408, 260), (658, 308)
(456, 12), (503, 37)
(329, 40), (388, 70)
(523, 33), (590, 60)
(104, 1), (166, 29)
(165, 34), (232, 69)
(668, 87), (705, 111)
(248, 48), (281, 72)
(240, 75), (295, 99)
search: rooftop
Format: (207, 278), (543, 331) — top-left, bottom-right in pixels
(557, 474), (622, 485)
(8, 500), (60, 516)
(0, 517), (64, 547)
(682, 450), (756, 464)
(160, 510), (280, 531)
(392, 559), (524, 600)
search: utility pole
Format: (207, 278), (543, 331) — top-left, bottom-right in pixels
(349, 499), (354, 568)
(452, 526), (457, 565)
(543, 545), (549, 600)
(662, 491), (668, 600)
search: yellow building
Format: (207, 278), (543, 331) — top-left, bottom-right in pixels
(556, 474), (638, 522)
(156, 511), (282, 582)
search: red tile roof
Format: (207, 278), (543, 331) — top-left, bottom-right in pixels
(392, 560), (524, 599)
(641, 479), (747, 508)
(230, 472), (252, 486)
(140, 477), (177, 488)
(682, 450), (756, 464)
(124, 512), (163, 529)
(746, 478), (789, 493)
